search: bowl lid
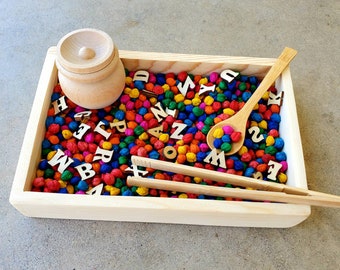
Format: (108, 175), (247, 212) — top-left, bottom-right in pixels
(56, 28), (115, 74)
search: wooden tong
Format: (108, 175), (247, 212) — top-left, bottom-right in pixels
(127, 156), (340, 208)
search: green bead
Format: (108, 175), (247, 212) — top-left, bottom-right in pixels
(192, 107), (204, 117)
(44, 168), (54, 178)
(134, 125), (144, 136)
(201, 125), (211, 134)
(118, 156), (128, 165)
(124, 136), (135, 144)
(61, 170), (73, 181)
(204, 117), (214, 126)
(119, 142), (127, 148)
(238, 82), (247, 91)
(164, 91), (174, 99)
(114, 178), (124, 188)
(221, 142), (232, 152)
(169, 101), (177, 110)
(218, 81), (228, 90)
(216, 93), (226, 102)
(265, 146), (278, 155)
(162, 98), (171, 107)
(177, 102), (185, 111)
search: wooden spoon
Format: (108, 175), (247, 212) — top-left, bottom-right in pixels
(206, 47), (297, 155)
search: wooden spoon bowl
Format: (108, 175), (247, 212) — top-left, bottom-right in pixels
(206, 47), (297, 155)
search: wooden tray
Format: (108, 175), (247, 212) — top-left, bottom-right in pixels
(9, 47), (311, 227)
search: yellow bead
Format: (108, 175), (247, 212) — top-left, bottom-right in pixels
(199, 77), (208, 85)
(66, 185), (74, 194)
(102, 141), (112, 150)
(129, 88), (140, 98)
(176, 140), (184, 146)
(110, 187), (121, 196)
(259, 120), (268, 130)
(223, 108), (235, 116)
(250, 121), (258, 127)
(238, 146), (248, 155)
(59, 180), (67, 188)
(159, 133), (170, 143)
(186, 152), (196, 162)
(124, 87), (132, 94)
(192, 97), (201, 106)
(162, 84), (170, 91)
(149, 97), (158, 105)
(138, 132), (149, 141)
(119, 103), (126, 112)
(136, 186), (149, 196)
(262, 91), (269, 100)
(193, 177), (202, 184)
(183, 99), (192, 105)
(178, 193), (188, 199)
(204, 96), (214, 106)
(278, 173), (287, 184)
(125, 76), (133, 85)
(266, 135), (275, 146)
(47, 150), (57, 161)
(212, 128), (224, 138)
(174, 94), (185, 103)
(177, 145), (187, 154)
(62, 130), (73, 140)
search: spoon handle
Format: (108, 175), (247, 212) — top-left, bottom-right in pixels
(241, 47), (297, 113)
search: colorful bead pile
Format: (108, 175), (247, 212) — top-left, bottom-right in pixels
(32, 69), (288, 200)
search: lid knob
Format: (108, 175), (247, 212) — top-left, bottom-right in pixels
(78, 47), (96, 60)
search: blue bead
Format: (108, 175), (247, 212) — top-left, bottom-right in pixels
(268, 121), (279, 130)
(249, 76), (258, 85)
(275, 151), (287, 161)
(97, 110), (106, 119)
(70, 176), (81, 186)
(59, 188), (68, 194)
(271, 113), (281, 123)
(111, 161), (119, 168)
(187, 127), (198, 134)
(222, 134), (231, 143)
(51, 92), (61, 102)
(45, 116), (54, 127)
(115, 110), (125, 120)
(119, 148), (130, 156)
(38, 159), (49, 170)
(72, 158), (82, 167)
(244, 167), (255, 177)
(68, 121), (79, 131)
(213, 138), (223, 148)
(51, 144), (62, 151)
(156, 73), (166, 85)
(244, 138), (254, 149)
(122, 189), (133, 196)
(188, 112), (196, 121)
(234, 160), (244, 171)
(196, 152), (207, 162)
(184, 119), (193, 127)
(197, 114), (207, 122)
(77, 180), (89, 191)
(251, 112), (263, 122)
(177, 112), (187, 120)
(54, 116), (65, 125)
(103, 192), (110, 196)
(100, 164), (112, 174)
(274, 137), (284, 150)
(42, 139), (51, 149)
(242, 91), (252, 102)
(134, 80), (144, 90)
(198, 194), (205, 199)
(240, 75), (248, 82)
(185, 104), (194, 113)
(223, 91), (233, 100)
(228, 80), (237, 91)
(149, 150), (160, 159)
(138, 107), (148, 116)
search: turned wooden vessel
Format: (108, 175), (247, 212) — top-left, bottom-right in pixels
(56, 28), (125, 109)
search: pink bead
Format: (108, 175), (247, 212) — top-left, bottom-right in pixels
(85, 133), (95, 143)
(125, 128), (134, 136)
(120, 94), (130, 104)
(143, 100), (151, 108)
(199, 143), (209, 152)
(196, 121), (205, 130)
(209, 72), (219, 83)
(222, 125), (234, 135)
(137, 147), (148, 157)
(140, 121), (149, 130)
(135, 114), (143, 123)
(199, 103), (206, 110)
(280, 161), (288, 172)
(126, 101), (135, 111)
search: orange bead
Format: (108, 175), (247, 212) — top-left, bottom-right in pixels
(109, 136), (120, 145)
(176, 154), (187, 164)
(143, 112), (154, 121)
(127, 121), (138, 129)
(92, 162), (101, 173)
(155, 173), (165, 180)
(270, 104), (280, 113)
(125, 111), (136, 121)
(48, 135), (59, 144)
(145, 82), (154, 91)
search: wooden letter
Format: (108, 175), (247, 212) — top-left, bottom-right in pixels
(125, 164), (148, 177)
(48, 149), (74, 173)
(110, 120), (127, 133)
(177, 76), (195, 96)
(220, 69), (239, 83)
(94, 120), (111, 140)
(268, 91), (284, 106)
(170, 122), (187, 140)
(74, 111), (92, 122)
(73, 123), (91, 140)
(52, 96), (68, 115)
(267, 160), (282, 181)
(150, 102), (168, 122)
(248, 126), (264, 143)
(93, 147), (114, 163)
(198, 84), (216, 95)
(203, 148), (226, 169)
(133, 70), (149, 82)
(86, 183), (103, 196)
(75, 163), (96, 180)
(147, 125), (163, 138)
